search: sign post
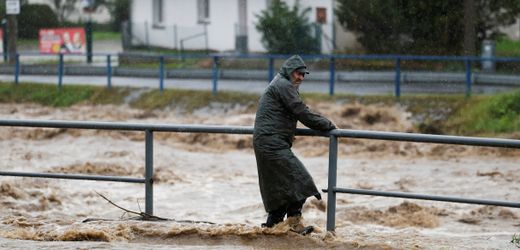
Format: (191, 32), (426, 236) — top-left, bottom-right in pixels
(81, 0), (95, 63)
(6, 0), (20, 64)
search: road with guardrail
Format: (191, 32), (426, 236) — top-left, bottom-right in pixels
(0, 52), (519, 96)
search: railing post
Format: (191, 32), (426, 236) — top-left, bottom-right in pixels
(159, 56), (165, 92)
(58, 53), (64, 90)
(465, 58), (472, 98)
(106, 54), (112, 89)
(394, 57), (401, 99)
(2, 20), (7, 63)
(329, 56), (336, 96)
(145, 129), (154, 215)
(180, 40), (185, 61)
(326, 134), (338, 232)
(268, 56), (274, 82)
(145, 21), (149, 47)
(212, 56), (219, 95)
(14, 53), (19, 84)
(85, 21), (93, 64)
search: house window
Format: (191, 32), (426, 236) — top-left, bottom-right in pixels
(153, 0), (164, 26)
(198, 0), (210, 23)
(316, 7), (327, 24)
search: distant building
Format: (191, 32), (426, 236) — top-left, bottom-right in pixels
(129, 0), (336, 54)
(27, 0), (111, 24)
(499, 18), (520, 41)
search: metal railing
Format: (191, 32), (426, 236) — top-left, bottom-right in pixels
(324, 129), (520, 231)
(0, 119), (520, 231)
(3, 52), (520, 97)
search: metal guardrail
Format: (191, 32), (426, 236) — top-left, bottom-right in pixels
(3, 52), (520, 97)
(324, 129), (520, 231)
(0, 119), (520, 232)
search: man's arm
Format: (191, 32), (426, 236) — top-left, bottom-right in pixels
(278, 83), (336, 131)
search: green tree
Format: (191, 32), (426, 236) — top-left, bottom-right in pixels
(336, 0), (520, 55)
(52, 0), (78, 24)
(18, 4), (59, 39)
(80, 0), (130, 32)
(255, 0), (320, 54)
(104, 0), (130, 32)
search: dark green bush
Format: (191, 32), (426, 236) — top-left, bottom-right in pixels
(109, 0), (130, 32)
(18, 4), (59, 39)
(488, 91), (520, 119)
(255, 0), (320, 54)
(446, 91), (520, 135)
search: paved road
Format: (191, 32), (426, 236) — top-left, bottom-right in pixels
(0, 74), (517, 96)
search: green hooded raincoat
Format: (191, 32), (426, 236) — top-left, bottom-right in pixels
(253, 55), (336, 212)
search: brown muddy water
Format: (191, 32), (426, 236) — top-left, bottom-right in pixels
(0, 103), (519, 249)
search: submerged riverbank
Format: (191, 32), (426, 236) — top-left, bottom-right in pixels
(0, 101), (519, 248)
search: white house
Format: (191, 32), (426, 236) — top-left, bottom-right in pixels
(129, 0), (336, 54)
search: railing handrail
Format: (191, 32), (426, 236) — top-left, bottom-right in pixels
(3, 52), (520, 62)
(329, 129), (520, 148)
(1, 119), (519, 148)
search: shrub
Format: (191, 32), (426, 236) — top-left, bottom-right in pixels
(109, 0), (130, 32)
(255, 0), (320, 54)
(446, 91), (520, 135)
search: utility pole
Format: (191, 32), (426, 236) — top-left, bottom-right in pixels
(463, 0), (476, 56)
(6, 0), (20, 64)
(86, 17), (92, 63)
(82, 0), (94, 63)
(1, 19), (7, 62)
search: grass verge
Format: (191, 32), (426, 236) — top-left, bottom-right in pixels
(93, 32), (121, 41)
(496, 38), (520, 57)
(0, 82), (129, 107)
(1, 81), (519, 137)
(445, 91), (520, 136)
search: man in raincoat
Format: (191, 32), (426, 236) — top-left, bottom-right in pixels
(253, 55), (337, 228)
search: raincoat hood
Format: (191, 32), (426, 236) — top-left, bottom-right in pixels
(279, 55), (309, 80)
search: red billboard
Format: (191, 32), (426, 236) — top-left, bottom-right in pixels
(39, 28), (86, 54)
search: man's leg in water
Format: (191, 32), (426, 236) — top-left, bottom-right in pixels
(286, 199), (306, 218)
(262, 206), (286, 228)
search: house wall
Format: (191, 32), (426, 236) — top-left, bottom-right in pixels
(131, 0), (236, 50)
(332, 0), (362, 51)
(130, 0), (336, 53)
(499, 18), (520, 41)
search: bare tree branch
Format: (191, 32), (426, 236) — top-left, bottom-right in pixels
(91, 191), (216, 225)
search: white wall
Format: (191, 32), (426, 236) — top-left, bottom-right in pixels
(499, 18), (520, 41)
(247, 1), (267, 52)
(206, 0), (238, 51)
(332, 0), (361, 51)
(130, 0), (336, 53)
